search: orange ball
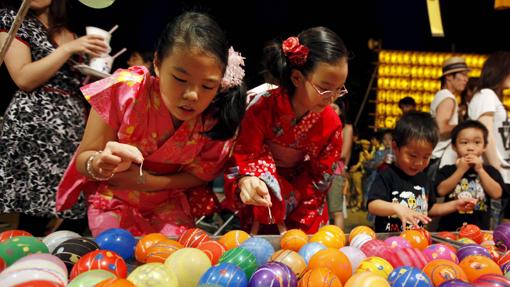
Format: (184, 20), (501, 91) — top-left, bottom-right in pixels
(271, 249), (307, 277)
(308, 248), (352, 284)
(400, 230), (428, 250)
(218, 230), (250, 250)
(280, 229), (308, 252)
(0, 230), (32, 243)
(319, 225), (346, 240)
(459, 224), (483, 244)
(145, 239), (183, 263)
(178, 228), (210, 248)
(298, 267), (342, 287)
(423, 259), (468, 286)
(459, 255), (502, 282)
(349, 226), (376, 243)
(310, 230), (345, 249)
(95, 278), (135, 287)
(135, 233), (168, 263)
(438, 231), (457, 241)
(197, 240), (226, 265)
(482, 232), (493, 242)
(345, 271), (391, 287)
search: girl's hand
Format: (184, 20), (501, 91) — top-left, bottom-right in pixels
(394, 204), (431, 230)
(238, 176), (272, 207)
(456, 198), (477, 212)
(61, 35), (109, 58)
(92, 141), (144, 177)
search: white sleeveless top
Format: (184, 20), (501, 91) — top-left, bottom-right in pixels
(430, 89), (458, 167)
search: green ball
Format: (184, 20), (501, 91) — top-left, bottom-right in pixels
(218, 247), (258, 278)
(0, 236), (49, 266)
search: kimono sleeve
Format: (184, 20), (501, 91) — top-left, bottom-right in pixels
(183, 139), (233, 181)
(80, 66), (149, 130)
(0, 9), (31, 46)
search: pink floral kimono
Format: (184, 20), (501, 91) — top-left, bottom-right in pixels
(57, 66), (232, 236)
(224, 87), (343, 234)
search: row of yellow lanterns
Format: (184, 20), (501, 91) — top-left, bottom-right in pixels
(377, 77), (442, 92)
(378, 50), (487, 68)
(378, 64), (482, 79)
(376, 90), (449, 105)
(376, 103), (431, 117)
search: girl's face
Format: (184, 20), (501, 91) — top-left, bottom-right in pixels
(393, 139), (433, 176)
(155, 46), (223, 122)
(294, 59), (348, 113)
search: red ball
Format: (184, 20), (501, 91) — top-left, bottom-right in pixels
(438, 231), (458, 241)
(0, 256), (6, 272)
(13, 281), (63, 287)
(0, 230), (32, 243)
(178, 228), (210, 248)
(70, 250), (127, 279)
(459, 224), (484, 244)
(197, 240), (226, 265)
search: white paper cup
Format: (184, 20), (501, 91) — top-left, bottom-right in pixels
(85, 26), (111, 44)
(89, 56), (113, 74)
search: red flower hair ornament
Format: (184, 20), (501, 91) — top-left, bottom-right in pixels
(282, 36), (309, 67)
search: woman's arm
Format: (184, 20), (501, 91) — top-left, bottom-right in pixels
(341, 124), (353, 166)
(478, 113), (502, 169)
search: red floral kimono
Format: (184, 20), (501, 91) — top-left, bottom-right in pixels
(57, 66), (232, 236)
(224, 87), (342, 234)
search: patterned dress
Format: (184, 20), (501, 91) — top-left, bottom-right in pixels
(0, 9), (87, 219)
(57, 67), (233, 237)
(224, 87), (343, 234)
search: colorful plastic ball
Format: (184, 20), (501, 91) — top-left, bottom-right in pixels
(240, 237), (274, 265)
(298, 242), (326, 264)
(127, 262), (178, 287)
(390, 247), (428, 269)
(270, 249), (307, 277)
(12, 280), (63, 287)
(70, 250), (127, 279)
(8, 254), (68, 283)
(438, 231), (458, 241)
(401, 229), (429, 250)
(423, 244), (459, 263)
(438, 279), (474, 286)
(495, 223), (510, 252)
(356, 256), (394, 278)
(348, 226), (376, 243)
(219, 230), (251, 250)
(52, 237), (99, 273)
(0, 257), (5, 272)
(345, 271), (391, 287)
(360, 239), (393, 260)
(95, 228), (136, 260)
(145, 239), (183, 263)
(0, 268), (66, 286)
(319, 225), (345, 239)
(178, 228), (210, 248)
(68, 270), (116, 287)
(502, 262), (510, 274)
(0, 230), (32, 243)
(459, 224), (484, 244)
(134, 233), (167, 263)
(0, 236), (49, 266)
(500, 252), (510, 267)
(248, 261), (296, 287)
(308, 230), (345, 251)
(473, 274), (510, 286)
(198, 263), (247, 287)
(280, 229), (308, 252)
(387, 266), (433, 287)
(385, 236), (411, 249)
(340, 246), (367, 273)
(219, 247), (258, 278)
(457, 244), (492, 261)
(457, 237), (477, 245)
(164, 247), (211, 287)
(349, 233), (373, 249)
(484, 244), (501, 262)
(413, 227), (432, 244)
(298, 267), (342, 287)
(95, 278), (135, 287)
(423, 259), (468, 286)
(483, 232), (494, 243)
(308, 248), (352, 284)
(459, 255), (503, 282)
(42, 231), (80, 253)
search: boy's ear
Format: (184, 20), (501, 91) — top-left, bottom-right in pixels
(153, 52), (160, 77)
(290, 69), (304, 87)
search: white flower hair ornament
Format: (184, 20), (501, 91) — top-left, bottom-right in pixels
(220, 47), (245, 91)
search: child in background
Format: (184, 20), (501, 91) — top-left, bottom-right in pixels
(224, 27), (349, 234)
(57, 12), (247, 236)
(127, 48), (154, 75)
(368, 111), (477, 232)
(435, 120), (504, 230)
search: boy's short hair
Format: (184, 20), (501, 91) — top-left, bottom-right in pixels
(398, 96), (416, 109)
(393, 111), (439, 148)
(451, 120), (489, 146)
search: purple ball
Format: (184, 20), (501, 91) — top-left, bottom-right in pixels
(438, 279), (475, 287)
(248, 261), (296, 287)
(494, 223), (510, 252)
(456, 244), (491, 261)
(473, 274), (510, 286)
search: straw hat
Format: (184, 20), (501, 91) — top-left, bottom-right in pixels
(441, 57), (471, 78)
(358, 139), (370, 146)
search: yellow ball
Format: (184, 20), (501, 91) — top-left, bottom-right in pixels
(127, 263), (178, 287)
(164, 248), (211, 287)
(280, 229), (308, 252)
(310, 230), (345, 249)
(218, 230), (250, 250)
(345, 271), (390, 287)
(356, 256), (394, 278)
(349, 226), (376, 243)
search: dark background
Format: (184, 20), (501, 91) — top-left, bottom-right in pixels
(2, 0), (510, 135)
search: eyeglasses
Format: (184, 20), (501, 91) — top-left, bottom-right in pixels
(308, 80), (348, 98)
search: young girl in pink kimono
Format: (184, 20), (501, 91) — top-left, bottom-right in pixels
(57, 12), (247, 236)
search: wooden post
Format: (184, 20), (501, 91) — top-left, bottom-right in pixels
(0, 0), (32, 67)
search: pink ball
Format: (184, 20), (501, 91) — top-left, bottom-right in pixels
(340, 246), (367, 273)
(384, 236), (411, 249)
(389, 247), (428, 269)
(422, 244), (459, 263)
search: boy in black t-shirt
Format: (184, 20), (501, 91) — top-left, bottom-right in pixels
(368, 112), (477, 232)
(435, 120), (504, 230)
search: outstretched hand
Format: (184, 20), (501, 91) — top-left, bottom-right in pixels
(394, 204), (431, 230)
(238, 176), (272, 207)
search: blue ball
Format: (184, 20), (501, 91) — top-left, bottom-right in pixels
(198, 263), (248, 287)
(388, 266), (433, 287)
(298, 242), (326, 264)
(240, 237), (275, 265)
(95, 228), (137, 260)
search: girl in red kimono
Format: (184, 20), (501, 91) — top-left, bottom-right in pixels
(224, 27), (349, 234)
(57, 12), (247, 236)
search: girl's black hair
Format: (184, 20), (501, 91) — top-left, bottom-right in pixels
(393, 111), (439, 148)
(155, 12), (246, 140)
(479, 51), (510, 99)
(260, 26), (349, 96)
